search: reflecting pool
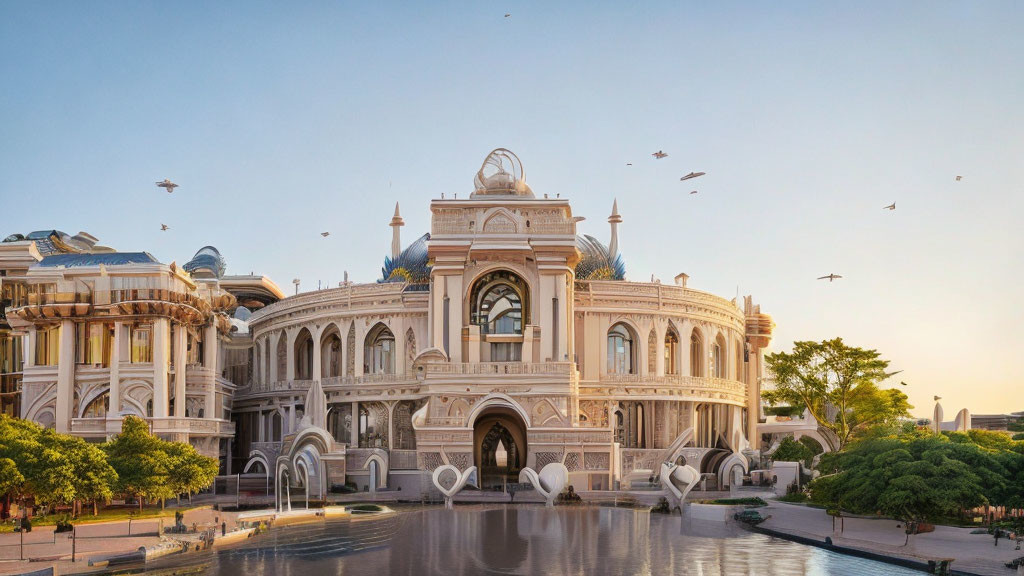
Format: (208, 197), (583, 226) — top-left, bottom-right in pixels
(142, 505), (922, 575)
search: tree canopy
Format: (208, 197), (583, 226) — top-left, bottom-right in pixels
(810, 430), (1024, 522)
(763, 338), (911, 450)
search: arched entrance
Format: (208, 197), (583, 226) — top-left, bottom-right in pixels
(473, 407), (528, 490)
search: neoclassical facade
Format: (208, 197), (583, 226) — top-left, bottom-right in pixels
(235, 149), (774, 502)
(0, 149), (773, 500)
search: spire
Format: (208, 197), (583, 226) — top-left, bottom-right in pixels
(389, 202), (404, 260)
(607, 199), (622, 261)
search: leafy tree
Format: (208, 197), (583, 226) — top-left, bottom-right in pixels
(164, 440), (218, 503)
(0, 458), (23, 497)
(771, 437), (815, 466)
(102, 416), (173, 510)
(810, 432), (1021, 541)
(763, 338), (911, 450)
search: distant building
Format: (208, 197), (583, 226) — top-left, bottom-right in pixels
(971, 412), (1023, 431)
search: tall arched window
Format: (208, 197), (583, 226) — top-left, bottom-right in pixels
(690, 329), (703, 377)
(364, 324), (395, 374)
(713, 334), (726, 378)
(607, 323), (636, 374)
(82, 392), (109, 418)
(665, 329), (679, 375)
(469, 270), (529, 335)
(294, 328), (313, 380)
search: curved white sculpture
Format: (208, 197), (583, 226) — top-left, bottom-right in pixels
(660, 462), (700, 513)
(432, 464), (478, 509)
(518, 462), (569, 507)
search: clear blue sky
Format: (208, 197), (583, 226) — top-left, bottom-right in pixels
(2, 2), (1021, 416)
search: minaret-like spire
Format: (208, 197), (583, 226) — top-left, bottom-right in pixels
(389, 202), (404, 260)
(607, 199), (622, 261)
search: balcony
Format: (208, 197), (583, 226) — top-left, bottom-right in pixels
(423, 361), (574, 376)
(587, 374), (747, 403)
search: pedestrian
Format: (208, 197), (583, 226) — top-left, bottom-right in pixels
(995, 530), (1001, 547)
(222, 521), (226, 536)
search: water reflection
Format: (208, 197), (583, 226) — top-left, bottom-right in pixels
(142, 506), (920, 575)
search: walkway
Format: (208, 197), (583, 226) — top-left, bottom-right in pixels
(759, 501), (1021, 576)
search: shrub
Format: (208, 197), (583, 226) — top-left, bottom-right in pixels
(778, 491), (809, 503)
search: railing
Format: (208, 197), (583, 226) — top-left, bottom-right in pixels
(597, 374), (746, 395)
(423, 362), (575, 376)
(322, 373), (411, 386)
(26, 292), (91, 305)
(428, 416), (464, 427)
(70, 418), (106, 433)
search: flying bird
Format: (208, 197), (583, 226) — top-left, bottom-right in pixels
(652, 150), (668, 159)
(817, 273), (842, 282)
(160, 224), (169, 231)
(883, 203), (896, 210)
(504, 13), (511, 18)
(321, 232), (330, 237)
(899, 381), (908, 386)
(626, 162), (633, 166)
(156, 179), (178, 193)
(689, 190), (698, 195)
(955, 176), (962, 181)
(680, 172), (705, 181)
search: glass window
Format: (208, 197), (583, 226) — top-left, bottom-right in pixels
(131, 324), (152, 363)
(76, 322), (112, 366)
(35, 325), (60, 366)
(607, 323), (634, 374)
(469, 271), (529, 335)
(490, 342), (522, 362)
(82, 392), (109, 418)
(690, 331), (703, 377)
(364, 325), (395, 374)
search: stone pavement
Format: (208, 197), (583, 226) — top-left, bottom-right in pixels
(0, 507), (242, 575)
(760, 500), (1022, 576)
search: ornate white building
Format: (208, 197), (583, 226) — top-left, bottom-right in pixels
(0, 149), (773, 501)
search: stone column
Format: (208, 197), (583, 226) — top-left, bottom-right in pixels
(152, 317), (170, 418)
(350, 401), (359, 446)
(205, 322), (217, 420)
(285, 329), (296, 382)
(109, 322), (122, 418)
(269, 332), (280, 385)
(55, 319), (75, 433)
(173, 324), (187, 418)
(312, 329), (322, 383)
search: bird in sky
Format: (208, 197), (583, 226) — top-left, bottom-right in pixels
(160, 224), (169, 231)
(156, 179), (178, 193)
(652, 150), (668, 159)
(626, 162), (633, 166)
(680, 172), (705, 181)
(883, 202), (896, 210)
(817, 273), (842, 282)
(321, 232), (330, 237)
(689, 190), (698, 195)
(955, 175), (962, 181)
(504, 13), (511, 18)
(899, 381), (908, 386)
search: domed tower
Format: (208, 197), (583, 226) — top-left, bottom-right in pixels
(471, 149), (533, 198)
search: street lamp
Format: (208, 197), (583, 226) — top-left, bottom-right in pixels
(292, 278), (300, 295)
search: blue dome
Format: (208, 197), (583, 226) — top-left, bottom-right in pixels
(380, 233), (431, 285)
(575, 234), (625, 280)
(184, 246), (227, 279)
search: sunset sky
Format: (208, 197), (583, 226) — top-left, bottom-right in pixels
(2, 2), (1021, 416)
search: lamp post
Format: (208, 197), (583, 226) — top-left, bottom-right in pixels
(495, 440), (508, 495)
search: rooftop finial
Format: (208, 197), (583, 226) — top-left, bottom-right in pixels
(390, 202), (404, 260)
(608, 199), (623, 261)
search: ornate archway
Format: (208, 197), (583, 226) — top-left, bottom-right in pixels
(473, 407), (528, 490)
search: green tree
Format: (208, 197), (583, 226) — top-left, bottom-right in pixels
(763, 338), (911, 450)
(0, 457), (24, 497)
(164, 440), (218, 503)
(102, 416), (173, 510)
(810, 432), (1017, 540)
(770, 436), (815, 466)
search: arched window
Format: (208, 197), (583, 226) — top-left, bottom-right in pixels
(690, 329), (703, 377)
(665, 329), (679, 375)
(82, 392), (109, 418)
(271, 411), (283, 441)
(294, 328), (313, 380)
(607, 323), (636, 374)
(364, 324), (395, 374)
(469, 270), (529, 335)
(713, 334), (726, 378)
